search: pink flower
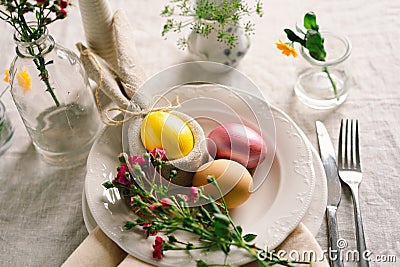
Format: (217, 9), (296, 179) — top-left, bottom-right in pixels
(56, 8), (67, 19)
(154, 236), (163, 246)
(149, 203), (161, 210)
(116, 163), (131, 186)
(161, 198), (173, 208)
(59, 0), (68, 8)
(189, 186), (199, 202)
(176, 194), (188, 202)
(128, 155), (146, 166)
(150, 148), (166, 160)
(152, 236), (164, 259)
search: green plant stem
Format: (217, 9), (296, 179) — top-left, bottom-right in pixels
(322, 66), (338, 101)
(43, 72), (60, 106)
(32, 52), (61, 107)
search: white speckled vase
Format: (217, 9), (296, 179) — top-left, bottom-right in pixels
(187, 21), (250, 68)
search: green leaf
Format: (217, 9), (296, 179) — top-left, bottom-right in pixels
(199, 205), (212, 223)
(186, 243), (195, 249)
(213, 213), (230, 226)
(123, 221), (137, 230)
(102, 181), (114, 189)
(236, 225), (243, 235)
(167, 235), (178, 243)
(196, 260), (209, 267)
(284, 29), (305, 46)
(243, 233), (257, 242)
(304, 12), (319, 31)
(214, 221), (230, 237)
(305, 30), (326, 61)
(207, 200), (221, 214)
(118, 153), (128, 164)
(219, 242), (230, 254)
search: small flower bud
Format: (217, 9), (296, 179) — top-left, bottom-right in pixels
(59, 0), (68, 8)
(56, 8), (67, 19)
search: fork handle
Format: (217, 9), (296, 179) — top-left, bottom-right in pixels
(327, 206), (344, 267)
(349, 184), (370, 267)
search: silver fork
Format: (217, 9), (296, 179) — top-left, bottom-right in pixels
(338, 119), (369, 267)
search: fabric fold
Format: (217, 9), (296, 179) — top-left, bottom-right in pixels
(78, 8), (148, 111)
(62, 227), (127, 267)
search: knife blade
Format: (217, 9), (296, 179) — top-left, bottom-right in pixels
(316, 121), (344, 267)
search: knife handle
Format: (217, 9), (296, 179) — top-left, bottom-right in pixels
(327, 206), (344, 267)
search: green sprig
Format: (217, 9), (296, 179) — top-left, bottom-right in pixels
(103, 152), (310, 267)
(161, 0), (263, 49)
(283, 11), (339, 100)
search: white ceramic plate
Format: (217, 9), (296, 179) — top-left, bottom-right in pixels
(84, 102), (317, 267)
(82, 127), (327, 236)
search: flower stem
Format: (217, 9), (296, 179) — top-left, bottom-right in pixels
(43, 74), (60, 107)
(322, 66), (339, 101)
(32, 54), (60, 107)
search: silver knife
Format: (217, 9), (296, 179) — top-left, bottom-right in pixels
(316, 121), (344, 267)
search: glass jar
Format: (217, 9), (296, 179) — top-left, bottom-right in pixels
(9, 26), (100, 166)
(294, 32), (352, 109)
(0, 99), (14, 155)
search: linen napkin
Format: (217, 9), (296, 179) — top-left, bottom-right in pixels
(63, 223), (329, 267)
(77, 7), (147, 110)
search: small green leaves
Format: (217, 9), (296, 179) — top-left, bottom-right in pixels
(161, 5), (174, 16)
(236, 225), (243, 235)
(161, 0), (263, 49)
(304, 12), (318, 31)
(123, 221), (137, 230)
(284, 29), (305, 46)
(167, 235), (178, 243)
(102, 181), (114, 189)
(196, 260), (209, 267)
(305, 30), (326, 61)
(118, 153), (128, 164)
(243, 233), (257, 242)
(213, 213), (231, 226)
(282, 11), (326, 62)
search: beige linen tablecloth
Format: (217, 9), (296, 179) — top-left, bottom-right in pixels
(1, 0), (400, 266)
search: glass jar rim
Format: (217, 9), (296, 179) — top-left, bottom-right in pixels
(13, 22), (54, 58)
(0, 100), (5, 122)
(13, 22), (49, 47)
(300, 31), (352, 67)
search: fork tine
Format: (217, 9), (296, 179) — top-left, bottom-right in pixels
(338, 119), (344, 168)
(344, 119), (349, 169)
(355, 120), (361, 170)
(350, 119), (354, 169)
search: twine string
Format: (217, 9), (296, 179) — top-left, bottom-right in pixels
(79, 46), (180, 126)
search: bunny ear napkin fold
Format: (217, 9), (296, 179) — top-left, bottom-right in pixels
(77, 8), (148, 114)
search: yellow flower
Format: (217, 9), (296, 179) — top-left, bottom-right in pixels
(3, 69), (9, 83)
(16, 68), (32, 94)
(276, 40), (298, 57)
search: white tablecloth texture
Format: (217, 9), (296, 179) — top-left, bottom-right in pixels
(1, 0), (399, 266)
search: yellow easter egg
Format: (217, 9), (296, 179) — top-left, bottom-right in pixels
(140, 111), (194, 160)
(192, 159), (253, 209)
